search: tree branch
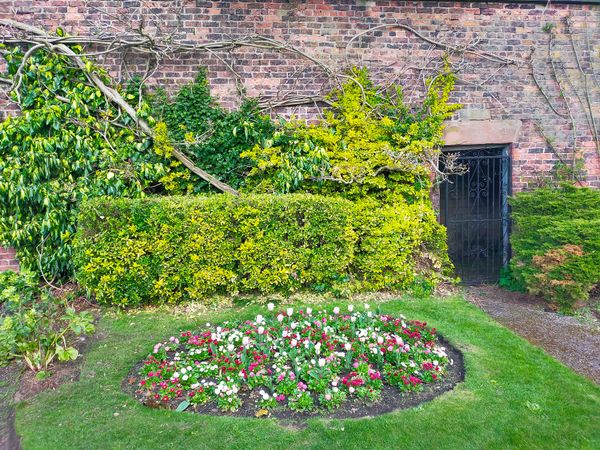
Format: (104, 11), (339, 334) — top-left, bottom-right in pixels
(0, 18), (240, 196)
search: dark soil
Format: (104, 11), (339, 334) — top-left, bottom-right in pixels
(14, 333), (96, 403)
(0, 295), (100, 450)
(14, 295), (101, 402)
(123, 337), (465, 424)
(466, 285), (600, 384)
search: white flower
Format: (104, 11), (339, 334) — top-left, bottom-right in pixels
(256, 314), (264, 324)
(277, 314), (284, 322)
(377, 336), (384, 345)
(287, 308), (294, 316)
(306, 307), (312, 315)
(333, 307), (340, 314)
(181, 368), (187, 374)
(344, 343), (352, 351)
(291, 339), (298, 347)
(291, 322), (297, 329)
(318, 358), (326, 367)
(364, 303), (370, 310)
(173, 372), (180, 379)
(182, 374), (189, 381)
(267, 303), (275, 311)
(348, 305), (354, 312)
(258, 326), (265, 335)
(367, 312), (373, 318)
(315, 342), (321, 354)
(242, 336), (250, 346)
(349, 387), (355, 394)
(350, 316), (356, 323)
(227, 344), (235, 352)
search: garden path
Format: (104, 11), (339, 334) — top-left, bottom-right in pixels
(0, 363), (21, 450)
(466, 285), (600, 384)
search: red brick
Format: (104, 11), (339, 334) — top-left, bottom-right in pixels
(0, 0), (599, 193)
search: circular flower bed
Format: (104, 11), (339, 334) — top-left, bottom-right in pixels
(129, 304), (461, 418)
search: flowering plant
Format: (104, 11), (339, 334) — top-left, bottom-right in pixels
(136, 304), (450, 413)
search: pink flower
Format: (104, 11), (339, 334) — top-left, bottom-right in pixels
(276, 394), (285, 402)
(297, 382), (307, 392)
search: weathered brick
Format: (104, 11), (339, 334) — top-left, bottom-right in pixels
(0, 2), (597, 277)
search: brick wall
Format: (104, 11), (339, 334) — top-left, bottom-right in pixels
(0, 1), (599, 271)
(0, 247), (19, 272)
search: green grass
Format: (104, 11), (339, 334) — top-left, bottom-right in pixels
(16, 296), (600, 449)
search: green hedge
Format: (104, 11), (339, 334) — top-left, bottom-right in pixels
(506, 186), (600, 310)
(74, 194), (451, 306)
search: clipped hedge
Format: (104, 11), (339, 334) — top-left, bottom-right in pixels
(74, 194), (451, 306)
(507, 186), (600, 310)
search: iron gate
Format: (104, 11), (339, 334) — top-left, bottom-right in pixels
(439, 146), (510, 284)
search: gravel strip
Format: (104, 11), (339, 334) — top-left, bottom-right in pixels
(466, 285), (600, 384)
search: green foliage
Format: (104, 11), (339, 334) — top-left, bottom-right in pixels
(74, 192), (450, 306)
(0, 270), (95, 371)
(351, 198), (451, 291)
(149, 70), (275, 193)
(242, 68), (458, 287)
(0, 44), (173, 278)
(74, 194), (357, 306)
(505, 186), (600, 311)
(0, 270), (39, 310)
(242, 66), (460, 203)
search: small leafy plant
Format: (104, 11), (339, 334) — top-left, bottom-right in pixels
(0, 270), (95, 372)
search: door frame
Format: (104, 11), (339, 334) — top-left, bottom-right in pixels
(439, 144), (512, 283)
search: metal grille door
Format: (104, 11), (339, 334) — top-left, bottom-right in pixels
(440, 147), (510, 284)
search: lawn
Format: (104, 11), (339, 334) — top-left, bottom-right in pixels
(15, 295), (600, 450)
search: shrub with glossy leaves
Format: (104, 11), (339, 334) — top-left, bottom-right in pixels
(0, 44), (168, 279)
(242, 66), (460, 204)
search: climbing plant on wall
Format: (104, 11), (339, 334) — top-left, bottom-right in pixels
(243, 66), (461, 202)
(0, 45), (169, 278)
(149, 70), (276, 194)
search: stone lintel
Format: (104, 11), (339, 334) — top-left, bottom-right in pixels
(443, 120), (522, 146)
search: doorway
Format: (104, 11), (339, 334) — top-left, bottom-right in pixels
(439, 146), (511, 284)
